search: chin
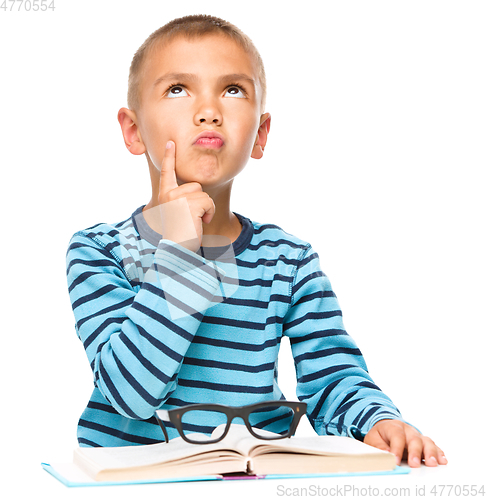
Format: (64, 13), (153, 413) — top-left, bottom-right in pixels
(180, 156), (220, 181)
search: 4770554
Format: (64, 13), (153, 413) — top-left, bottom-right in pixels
(1, 0), (55, 12)
(429, 485), (486, 497)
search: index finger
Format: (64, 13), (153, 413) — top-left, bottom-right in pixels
(159, 141), (178, 196)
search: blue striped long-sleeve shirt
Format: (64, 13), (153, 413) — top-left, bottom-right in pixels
(66, 205), (403, 447)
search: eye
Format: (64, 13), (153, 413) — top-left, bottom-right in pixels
(166, 85), (189, 98)
(225, 86), (246, 98)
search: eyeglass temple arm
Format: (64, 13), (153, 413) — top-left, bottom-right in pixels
(289, 402), (307, 437)
(154, 410), (170, 444)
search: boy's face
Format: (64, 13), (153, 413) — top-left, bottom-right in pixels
(127, 34), (268, 191)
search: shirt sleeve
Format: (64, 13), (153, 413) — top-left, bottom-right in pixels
(283, 245), (404, 437)
(66, 232), (225, 421)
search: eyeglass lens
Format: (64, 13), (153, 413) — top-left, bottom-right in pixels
(180, 409), (228, 441)
(248, 404), (296, 437)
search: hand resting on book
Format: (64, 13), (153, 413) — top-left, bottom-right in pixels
(365, 419), (447, 468)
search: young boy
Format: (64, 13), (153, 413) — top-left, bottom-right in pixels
(66, 14), (446, 468)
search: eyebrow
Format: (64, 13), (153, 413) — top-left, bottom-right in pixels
(153, 72), (256, 90)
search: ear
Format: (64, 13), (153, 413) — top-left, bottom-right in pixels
(117, 107), (146, 155)
(251, 113), (271, 160)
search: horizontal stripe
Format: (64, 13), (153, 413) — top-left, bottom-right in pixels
(183, 357), (275, 373)
(237, 256), (302, 269)
(177, 378), (274, 394)
(78, 293), (132, 326)
(78, 437), (102, 447)
(292, 290), (336, 307)
(130, 301), (195, 341)
(71, 284), (119, 310)
(191, 335), (279, 352)
(293, 347), (363, 363)
(126, 323), (184, 364)
(83, 316), (125, 350)
(248, 237), (308, 249)
(78, 419), (161, 445)
(298, 364), (358, 384)
(234, 277), (294, 290)
(289, 329), (349, 344)
(284, 310), (343, 332)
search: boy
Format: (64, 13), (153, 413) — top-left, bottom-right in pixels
(66, 14), (446, 468)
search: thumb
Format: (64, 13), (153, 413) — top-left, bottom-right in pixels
(364, 427), (391, 452)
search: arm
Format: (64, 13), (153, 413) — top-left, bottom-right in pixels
(284, 245), (447, 467)
(67, 232), (224, 420)
(68, 141), (219, 421)
(284, 245), (402, 436)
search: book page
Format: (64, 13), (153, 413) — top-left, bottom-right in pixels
(248, 435), (393, 458)
(75, 425), (388, 477)
(75, 431), (243, 472)
(217, 424), (284, 456)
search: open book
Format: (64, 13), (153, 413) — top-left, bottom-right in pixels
(67, 424), (396, 482)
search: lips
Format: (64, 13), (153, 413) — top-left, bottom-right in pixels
(193, 131), (225, 150)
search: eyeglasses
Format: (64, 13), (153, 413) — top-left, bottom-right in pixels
(155, 401), (307, 445)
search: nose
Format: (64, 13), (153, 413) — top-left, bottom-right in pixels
(194, 97), (222, 126)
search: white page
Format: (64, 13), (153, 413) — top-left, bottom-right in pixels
(247, 435), (392, 457)
(75, 424), (252, 470)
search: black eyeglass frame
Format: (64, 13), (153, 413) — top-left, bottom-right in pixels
(155, 400), (307, 445)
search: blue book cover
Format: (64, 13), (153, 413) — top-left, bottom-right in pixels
(41, 462), (409, 487)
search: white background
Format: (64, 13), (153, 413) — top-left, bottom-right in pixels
(1, 1), (485, 498)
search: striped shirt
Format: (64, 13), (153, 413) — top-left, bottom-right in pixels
(66, 205), (403, 447)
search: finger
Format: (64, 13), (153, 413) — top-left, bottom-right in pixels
(159, 141), (178, 197)
(201, 195), (215, 224)
(422, 438), (447, 467)
(189, 192), (216, 225)
(165, 182), (204, 199)
(388, 429), (407, 466)
(437, 446), (448, 465)
(404, 434), (424, 468)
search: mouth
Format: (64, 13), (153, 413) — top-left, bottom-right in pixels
(193, 131), (225, 150)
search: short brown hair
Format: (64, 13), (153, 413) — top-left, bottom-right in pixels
(127, 14), (267, 112)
